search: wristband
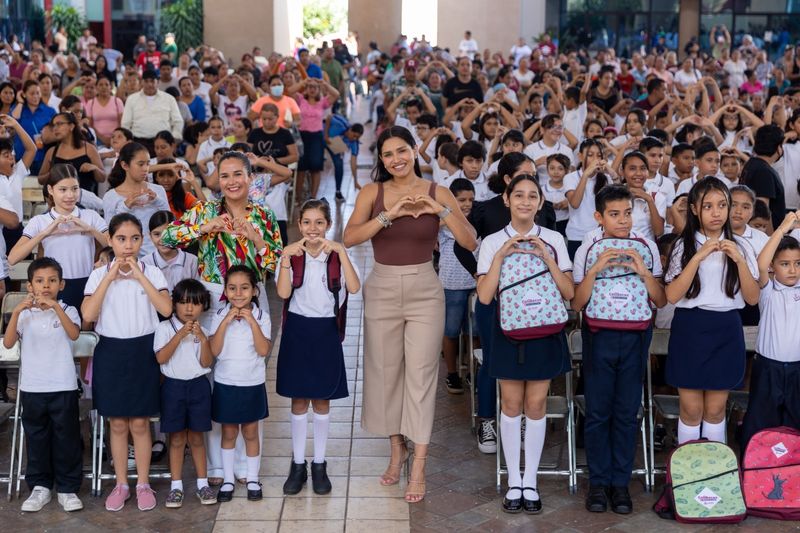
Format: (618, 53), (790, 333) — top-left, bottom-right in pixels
(376, 211), (392, 228)
(438, 207), (452, 220)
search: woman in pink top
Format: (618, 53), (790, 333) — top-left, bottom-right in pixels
(287, 78), (340, 200)
(85, 77), (124, 147)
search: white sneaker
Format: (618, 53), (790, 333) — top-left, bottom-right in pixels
(57, 492), (84, 512)
(21, 486), (51, 512)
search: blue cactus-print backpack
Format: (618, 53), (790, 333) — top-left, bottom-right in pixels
(497, 231), (568, 341)
(583, 237), (655, 332)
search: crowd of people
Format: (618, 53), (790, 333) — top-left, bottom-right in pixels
(0, 22), (799, 521)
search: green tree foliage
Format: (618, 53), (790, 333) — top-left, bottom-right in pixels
(302, 0), (346, 39)
(50, 4), (85, 53)
(161, 0), (204, 52)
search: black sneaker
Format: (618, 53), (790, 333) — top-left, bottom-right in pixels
(445, 373), (464, 394)
(335, 191), (345, 202)
(283, 460), (308, 495)
(610, 486), (632, 514)
(477, 419), (497, 454)
(585, 485), (609, 513)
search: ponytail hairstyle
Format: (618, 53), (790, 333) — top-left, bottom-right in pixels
(578, 138), (608, 196)
(109, 212), (143, 237)
(298, 199), (332, 225)
(675, 176), (740, 299)
(620, 151), (649, 184)
(623, 108), (647, 135)
(47, 163), (79, 188)
(372, 126), (422, 182)
(148, 209), (176, 232)
(504, 173), (544, 210)
(109, 141), (149, 188)
(489, 152), (534, 195)
(224, 264), (260, 307)
(154, 157), (188, 213)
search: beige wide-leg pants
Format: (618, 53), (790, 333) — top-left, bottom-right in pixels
(361, 261), (445, 444)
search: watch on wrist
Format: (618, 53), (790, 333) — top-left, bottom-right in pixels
(438, 206), (452, 219)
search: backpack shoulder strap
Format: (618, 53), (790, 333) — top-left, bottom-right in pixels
(327, 252), (343, 317)
(289, 253), (305, 289)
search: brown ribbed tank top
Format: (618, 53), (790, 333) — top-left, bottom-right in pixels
(370, 181), (440, 265)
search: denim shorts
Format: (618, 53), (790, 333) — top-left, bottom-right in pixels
(444, 289), (475, 338)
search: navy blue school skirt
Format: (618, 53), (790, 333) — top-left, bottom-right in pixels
(666, 307), (745, 390)
(58, 277), (88, 314)
(488, 312), (570, 381)
(212, 382), (268, 424)
(92, 334), (159, 417)
(276, 312), (348, 400)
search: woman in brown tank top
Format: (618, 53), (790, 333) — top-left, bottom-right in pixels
(344, 126), (476, 503)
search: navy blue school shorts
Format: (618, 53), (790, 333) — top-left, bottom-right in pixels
(160, 376), (212, 433)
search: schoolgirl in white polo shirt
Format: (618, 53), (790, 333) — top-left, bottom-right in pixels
(664, 177), (760, 446)
(564, 139), (613, 258)
(276, 200), (361, 497)
(142, 210), (199, 292)
(741, 213), (800, 449)
(81, 213), (172, 512)
(10, 164), (108, 311)
(154, 279), (216, 508)
(620, 152), (667, 242)
(4, 258), (82, 513)
(209, 265), (272, 503)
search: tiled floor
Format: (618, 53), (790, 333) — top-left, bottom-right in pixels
(3, 97), (800, 531)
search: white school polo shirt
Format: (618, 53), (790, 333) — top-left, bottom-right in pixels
(739, 225), (769, 256)
(142, 249), (199, 292)
(564, 170), (600, 241)
(18, 302), (80, 393)
(101, 183), (171, 257)
(665, 232), (758, 311)
(284, 251), (359, 318)
(476, 223), (572, 277)
(572, 230), (662, 284)
(437, 170), (495, 202)
(153, 317), (212, 380)
(757, 279), (800, 363)
(23, 208), (108, 279)
(210, 303), (271, 387)
(676, 174), (733, 196)
(541, 179), (569, 222)
(84, 260), (169, 338)
(523, 141), (575, 186)
(631, 185), (667, 242)
(645, 173), (676, 206)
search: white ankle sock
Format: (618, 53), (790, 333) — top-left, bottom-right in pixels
(196, 478), (208, 490)
(702, 419), (727, 444)
(291, 413), (308, 464)
(246, 455), (261, 483)
(677, 420), (701, 444)
(521, 416), (545, 499)
(500, 412), (523, 500)
(221, 448), (235, 485)
(170, 480), (183, 491)
(313, 412), (330, 464)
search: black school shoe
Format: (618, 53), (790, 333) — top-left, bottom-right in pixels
(217, 482), (235, 503)
(283, 460), (308, 495)
(502, 486), (523, 513)
(522, 487), (542, 514)
(585, 485), (609, 512)
(247, 481), (263, 501)
(610, 486), (632, 514)
(311, 461), (332, 495)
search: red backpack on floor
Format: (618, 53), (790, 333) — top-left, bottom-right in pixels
(281, 252), (348, 342)
(742, 426), (800, 520)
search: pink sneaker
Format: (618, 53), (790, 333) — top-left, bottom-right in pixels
(136, 485), (157, 511)
(105, 485), (130, 512)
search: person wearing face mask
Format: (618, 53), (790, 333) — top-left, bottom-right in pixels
(248, 74), (301, 129)
(740, 125), (787, 230)
(120, 69), (184, 156)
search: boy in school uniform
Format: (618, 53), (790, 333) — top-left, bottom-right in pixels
(4, 258), (82, 512)
(571, 185), (666, 514)
(438, 140), (494, 201)
(741, 212), (800, 451)
(639, 137), (676, 206)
